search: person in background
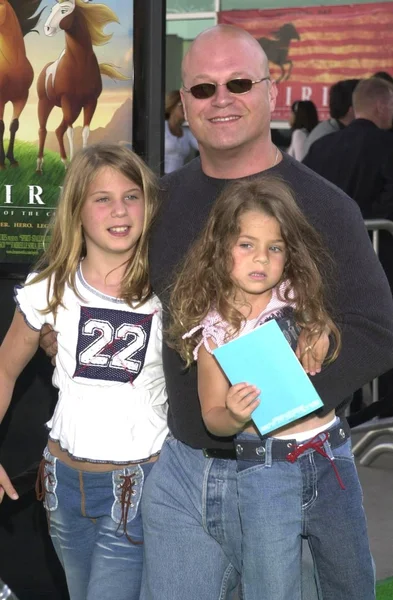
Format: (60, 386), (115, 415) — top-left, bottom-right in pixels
(374, 71), (393, 84)
(373, 72), (393, 131)
(303, 77), (393, 226)
(303, 79), (359, 156)
(303, 76), (393, 425)
(287, 100), (318, 161)
(164, 90), (199, 174)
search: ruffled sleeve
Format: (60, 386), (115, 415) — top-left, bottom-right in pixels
(14, 273), (53, 331)
(182, 310), (229, 360)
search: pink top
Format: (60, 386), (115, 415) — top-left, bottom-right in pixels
(183, 282), (295, 360)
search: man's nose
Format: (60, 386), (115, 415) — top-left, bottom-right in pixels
(211, 83), (235, 107)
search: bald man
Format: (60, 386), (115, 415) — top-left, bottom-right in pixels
(180, 25), (278, 177)
(140, 25), (392, 600)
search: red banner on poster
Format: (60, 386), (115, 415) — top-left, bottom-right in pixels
(218, 2), (393, 122)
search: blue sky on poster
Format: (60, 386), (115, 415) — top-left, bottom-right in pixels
(6, 0), (134, 140)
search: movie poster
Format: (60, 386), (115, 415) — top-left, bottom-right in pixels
(219, 2), (393, 121)
(0, 0), (133, 264)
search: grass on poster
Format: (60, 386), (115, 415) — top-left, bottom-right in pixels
(0, 140), (65, 207)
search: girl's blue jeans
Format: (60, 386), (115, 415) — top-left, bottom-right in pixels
(141, 434), (319, 600)
(141, 422), (374, 600)
(41, 446), (154, 600)
(236, 420), (375, 600)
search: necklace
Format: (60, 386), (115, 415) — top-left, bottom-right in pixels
(273, 145), (279, 167)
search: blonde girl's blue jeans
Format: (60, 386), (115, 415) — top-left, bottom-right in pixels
(40, 446), (154, 600)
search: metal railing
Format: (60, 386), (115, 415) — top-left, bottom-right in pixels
(351, 219), (393, 464)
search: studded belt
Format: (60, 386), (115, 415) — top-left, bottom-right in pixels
(234, 419), (350, 463)
(202, 447), (237, 459)
(202, 419), (350, 462)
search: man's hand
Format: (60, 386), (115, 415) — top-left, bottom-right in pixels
(296, 328), (330, 376)
(0, 464), (18, 503)
(39, 324), (58, 366)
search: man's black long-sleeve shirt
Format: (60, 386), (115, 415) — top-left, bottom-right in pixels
(150, 153), (393, 449)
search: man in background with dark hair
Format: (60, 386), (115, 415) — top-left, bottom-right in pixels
(303, 79), (359, 155)
(374, 71), (393, 84)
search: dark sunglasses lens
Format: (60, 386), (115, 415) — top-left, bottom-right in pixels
(190, 83), (216, 99)
(227, 79), (253, 94)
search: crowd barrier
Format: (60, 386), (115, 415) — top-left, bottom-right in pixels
(351, 219), (393, 465)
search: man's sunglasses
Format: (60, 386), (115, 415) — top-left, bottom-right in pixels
(182, 77), (270, 100)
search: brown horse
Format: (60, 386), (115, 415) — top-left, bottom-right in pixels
(0, 0), (43, 169)
(36, 0), (128, 173)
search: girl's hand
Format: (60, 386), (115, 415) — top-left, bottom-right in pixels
(296, 329), (330, 376)
(226, 383), (260, 425)
(0, 464), (18, 503)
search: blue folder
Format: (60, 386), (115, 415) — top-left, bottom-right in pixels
(212, 319), (323, 436)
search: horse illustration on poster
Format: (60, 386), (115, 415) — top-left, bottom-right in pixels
(257, 23), (300, 83)
(0, 0), (43, 169)
(36, 0), (128, 173)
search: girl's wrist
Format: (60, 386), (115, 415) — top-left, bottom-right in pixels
(227, 408), (249, 429)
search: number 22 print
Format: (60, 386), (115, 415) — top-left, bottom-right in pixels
(74, 306), (153, 384)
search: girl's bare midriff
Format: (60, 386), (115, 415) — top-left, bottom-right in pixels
(243, 409), (336, 437)
(48, 439), (159, 472)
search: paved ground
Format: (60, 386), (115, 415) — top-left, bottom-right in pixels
(354, 431), (393, 581)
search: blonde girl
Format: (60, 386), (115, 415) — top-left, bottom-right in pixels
(0, 144), (168, 600)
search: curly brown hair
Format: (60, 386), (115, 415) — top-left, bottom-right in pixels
(168, 175), (341, 366)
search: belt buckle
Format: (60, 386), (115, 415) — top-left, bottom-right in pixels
(202, 448), (211, 458)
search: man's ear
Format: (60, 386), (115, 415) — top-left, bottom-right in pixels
(375, 99), (382, 114)
(269, 80), (278, 113)
(346, 106), (354, 120)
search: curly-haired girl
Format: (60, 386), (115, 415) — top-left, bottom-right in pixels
(168, 175), (374, 600)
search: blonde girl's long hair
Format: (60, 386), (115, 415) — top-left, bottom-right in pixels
(30, 143), (159, 314)
(168, 175), (341, 366)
